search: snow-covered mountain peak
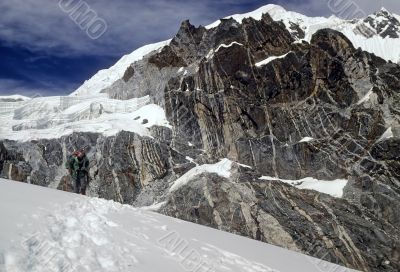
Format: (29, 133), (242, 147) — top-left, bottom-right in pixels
(208, 4), (400, 62)
(205, 4), (328, 32)
(67, 5), (400, 98)
(70, 39), (171, 97)
(378, 6), (391, 15)
(362, 7), (400, 39)
(205, 4), (287, 28)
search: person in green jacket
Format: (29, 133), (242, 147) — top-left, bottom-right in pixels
(65, 149), (90, 195)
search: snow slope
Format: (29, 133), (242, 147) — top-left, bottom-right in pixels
(70, 39), (171, 97)
(206, 4), (400, 63)
(0, 179), (355, 272)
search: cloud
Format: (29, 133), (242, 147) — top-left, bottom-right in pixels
(0, 0), (266, 58)
(1, 0), (399, 96)
(2, 0), (399, 58)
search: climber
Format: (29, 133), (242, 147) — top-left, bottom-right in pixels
(65, 149), (90, 195)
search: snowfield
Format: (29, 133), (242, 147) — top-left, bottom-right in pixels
(378, 127), (394, 142)
(0, 179), (355, 272)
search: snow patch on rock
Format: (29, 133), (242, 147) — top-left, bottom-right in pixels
(256, 52), (292, 67)
(259, 176), (348, 198)
(357, 88), (374, 104)
(299, 137), (314, 143)
(215, 41), (244, 52)
(378, 127), (394, 142)
(170, 159), (233, 192)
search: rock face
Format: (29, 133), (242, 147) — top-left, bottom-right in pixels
(1, 11), (400, 272)
(0, 130), (179, 205)
(161, 168), (400, 271)
(364, 9), (400, 38)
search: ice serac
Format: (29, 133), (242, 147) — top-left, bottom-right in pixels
(1, 4), (400, 272)
(0, 95), (31, 102)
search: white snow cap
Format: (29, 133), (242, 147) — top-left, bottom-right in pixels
(379, 7), (390, 13)
(206, 4), (290, 29)
(206, 4), (400, 63)
(70, 39), (171, 97)
(69, 4), (400, 99)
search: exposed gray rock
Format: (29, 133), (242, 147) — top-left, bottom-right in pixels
(0, 131), (184, 205)
(158, 21), (400, 271)
(161, 169), (400, 271)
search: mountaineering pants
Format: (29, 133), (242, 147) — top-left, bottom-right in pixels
(73, 173), (88, 195)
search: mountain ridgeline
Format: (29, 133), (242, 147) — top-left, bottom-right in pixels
(1, 6), (400, 271)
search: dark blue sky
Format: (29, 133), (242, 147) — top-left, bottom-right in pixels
(0, 0), (398, 96)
